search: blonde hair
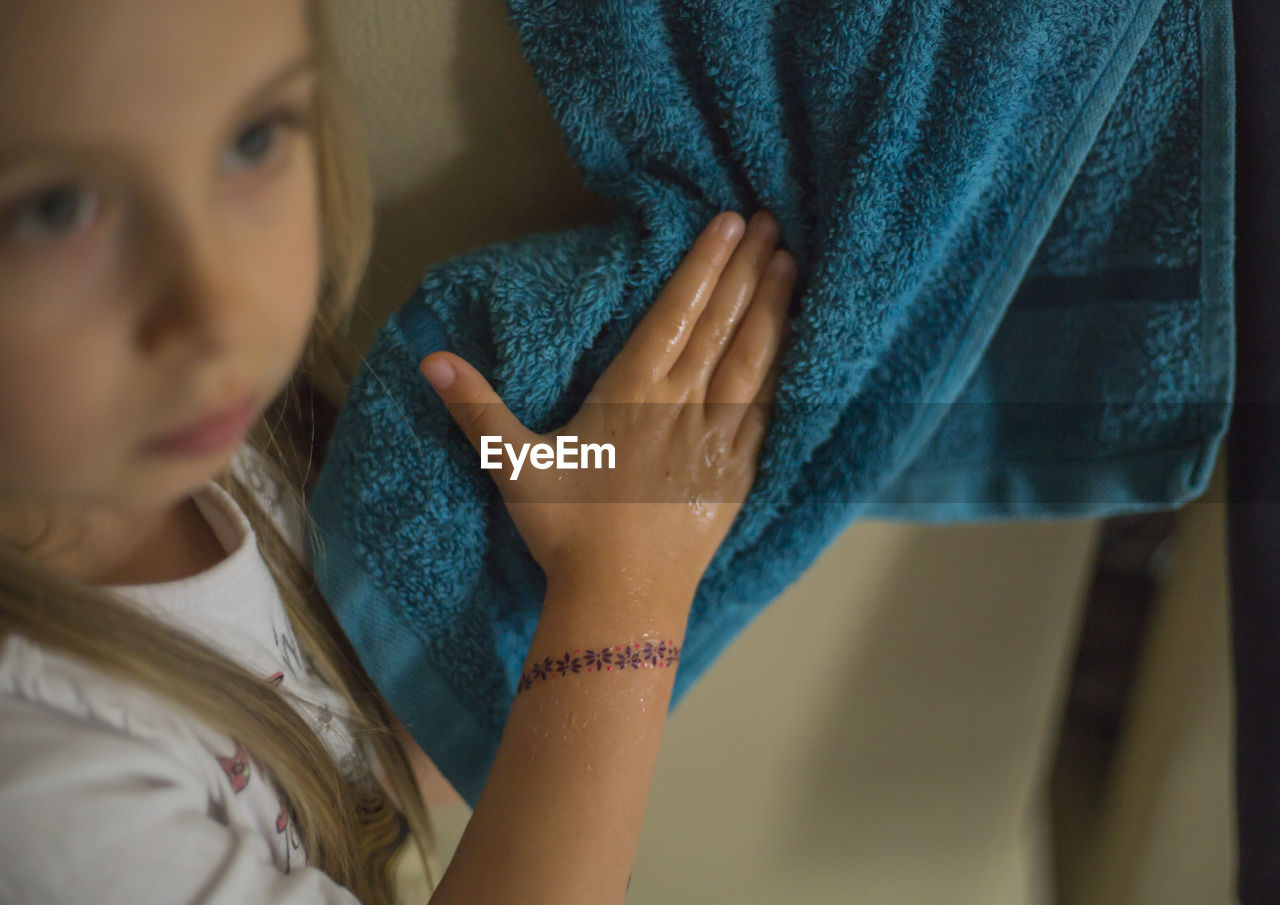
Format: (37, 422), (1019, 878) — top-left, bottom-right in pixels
(0, 2), (437, 901)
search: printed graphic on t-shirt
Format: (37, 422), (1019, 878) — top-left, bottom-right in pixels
(210, 668), (309, 873)
(265, 620), (375, 788)
(270, 622), (307, 679)
(278, 805), (303, 873)
(216, 739), (251, 793)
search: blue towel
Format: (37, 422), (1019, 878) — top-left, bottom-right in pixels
(307, 0), (1235, 807)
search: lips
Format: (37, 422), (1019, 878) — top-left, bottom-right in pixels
(145, 393), (259, 456)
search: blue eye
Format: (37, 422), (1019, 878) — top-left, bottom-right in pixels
(228, 118), (282, 168)
(4, 184), (99, 243)
(224, 106), (311, 175)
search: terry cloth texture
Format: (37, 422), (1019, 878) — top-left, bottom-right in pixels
(307, 0), (1235, 806)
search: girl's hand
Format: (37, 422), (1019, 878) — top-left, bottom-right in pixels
(419, 210), (795, 600)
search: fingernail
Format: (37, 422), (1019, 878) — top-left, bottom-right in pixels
(717, 212), (744, 241)
(422, 357), (455, 391)
(757, 210), (780, 241)
(767, 250), (795, 279)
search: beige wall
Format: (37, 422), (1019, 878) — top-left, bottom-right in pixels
(1057, 456), (1236, 905)
(329, 3), (1235, 903)
(328, 0), (617, 355)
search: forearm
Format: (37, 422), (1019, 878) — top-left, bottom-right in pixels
(428, 567), (692, 905)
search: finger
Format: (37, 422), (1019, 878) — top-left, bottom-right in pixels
(668, 210), (782, 392)
(755, 302), (795, 405)
(419, 352), (534, 460)
(752, 331), (788, 407)
(733, 346), (785, 457)
(706, 247), (796, 409)
(613, 211), (746, 383)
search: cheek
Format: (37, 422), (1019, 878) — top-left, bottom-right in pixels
(243, 152), (323, 365)
(0, 320), (131, 496)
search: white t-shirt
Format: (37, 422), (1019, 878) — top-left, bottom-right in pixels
(0, 446), (381, 904)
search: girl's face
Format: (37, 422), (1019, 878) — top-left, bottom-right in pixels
(0, 0), (321, 520)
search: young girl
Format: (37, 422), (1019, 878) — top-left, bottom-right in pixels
(0, 1), (795, 903)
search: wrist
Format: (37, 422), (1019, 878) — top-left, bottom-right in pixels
(545, 559), (697, 605)
(540, 561), (696, 634)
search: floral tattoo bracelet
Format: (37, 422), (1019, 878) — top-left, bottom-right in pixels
(516, 639), (681, 695)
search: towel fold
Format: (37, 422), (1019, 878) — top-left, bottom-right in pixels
(308, 0), (1234, 806)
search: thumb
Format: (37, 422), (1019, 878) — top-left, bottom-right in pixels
(420, 351), (532, 455)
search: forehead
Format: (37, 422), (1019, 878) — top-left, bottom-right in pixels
(0, 0), (311, 160)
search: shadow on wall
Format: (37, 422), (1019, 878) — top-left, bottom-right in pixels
(330, 0), (620, 356)
(779, 518), (1097, 865)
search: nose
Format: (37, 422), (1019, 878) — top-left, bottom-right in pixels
(133, 200), (252, 365)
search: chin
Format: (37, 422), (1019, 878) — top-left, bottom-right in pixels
(124, 448), (240, 513)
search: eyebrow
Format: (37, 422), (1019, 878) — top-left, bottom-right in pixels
(0, 52), (320, 173)
(230, 52), (321, 121)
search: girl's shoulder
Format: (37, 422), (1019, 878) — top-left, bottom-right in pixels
(0, 643), (361, 903)
(0, 632), (238, 797)
(0, 631), (346, 893)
